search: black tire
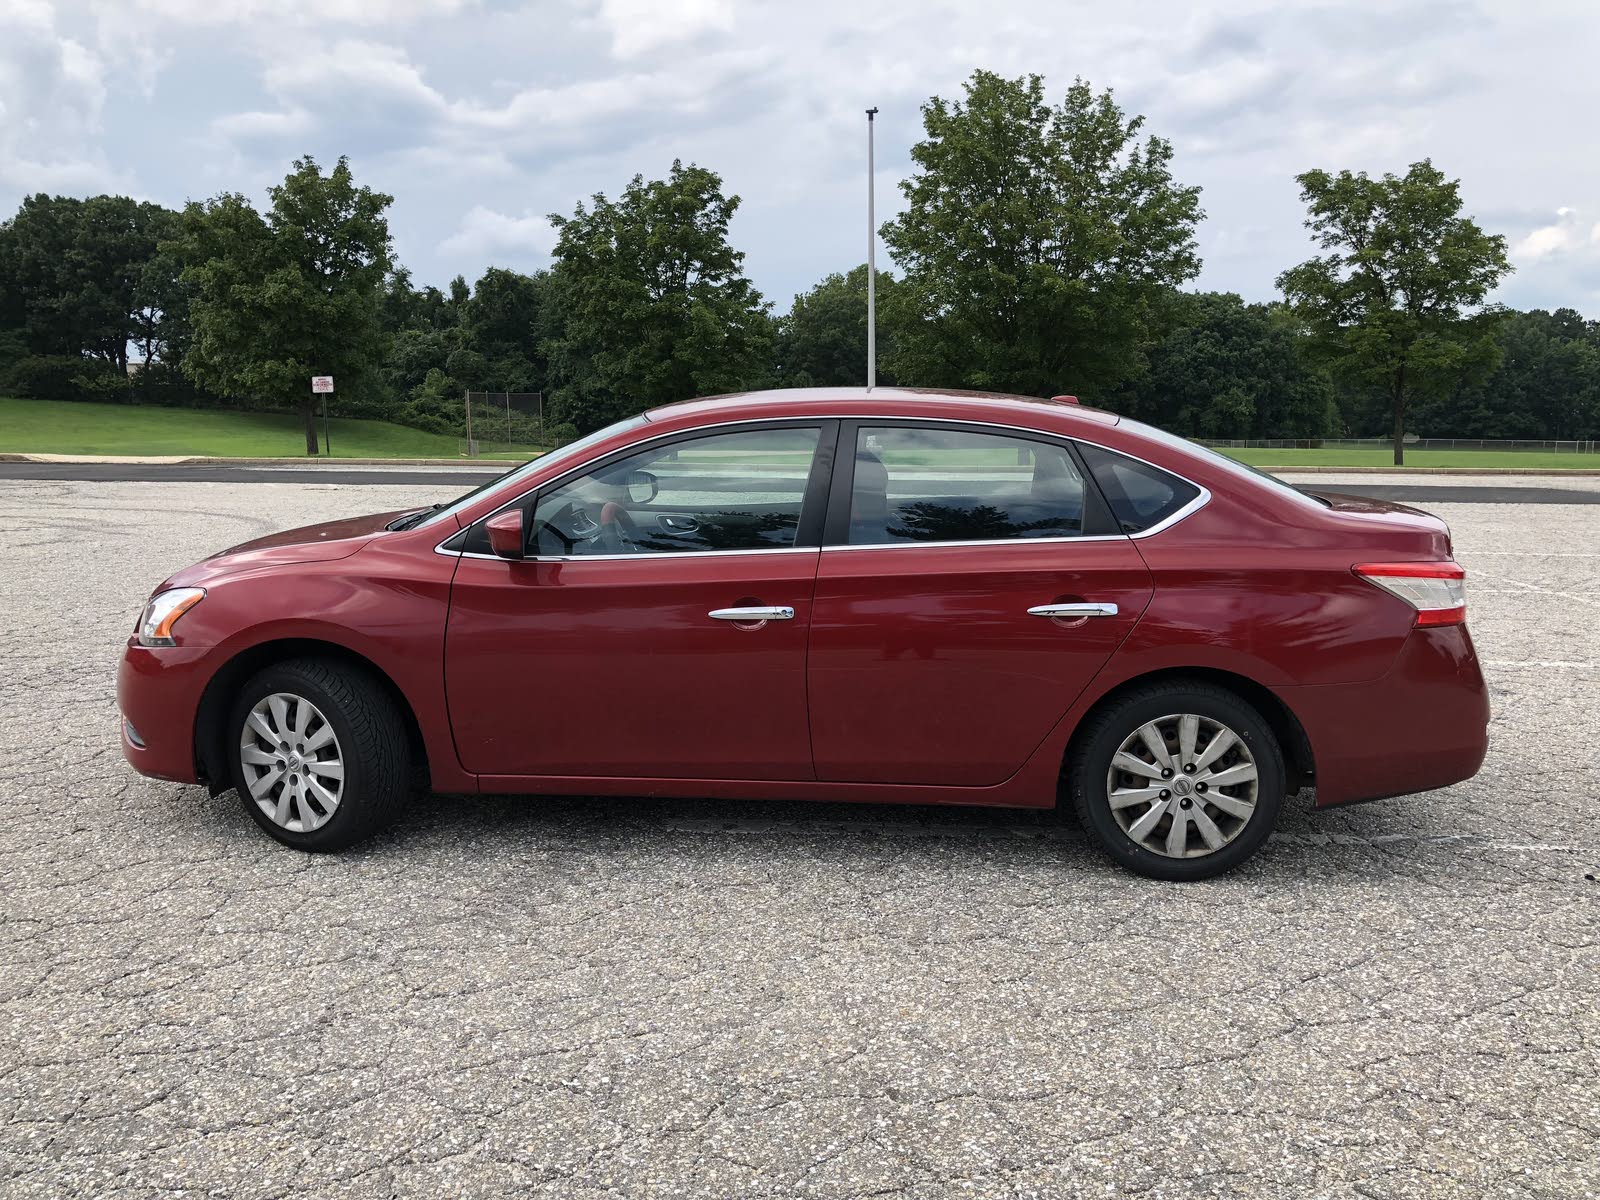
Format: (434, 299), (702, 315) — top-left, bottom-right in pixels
(1067, 681), (1286, 881)
(227, 658), (411, 851)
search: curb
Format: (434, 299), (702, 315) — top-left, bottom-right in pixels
(182, 456), (506, 467)
(1253, 465), (1600, 476)
(0, 453), (511, 467)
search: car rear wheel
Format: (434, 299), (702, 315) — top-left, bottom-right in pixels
(1068, 682), (1286, 880)
(228, 658), (410, 851)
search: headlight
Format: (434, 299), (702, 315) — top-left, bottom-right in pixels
(136, 588), (206, 647)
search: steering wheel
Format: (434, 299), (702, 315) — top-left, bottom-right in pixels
(534, 501), (599, 555)
(598, 501), (642, 552)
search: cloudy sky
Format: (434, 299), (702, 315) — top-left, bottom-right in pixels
(3, 0), (1597, 314)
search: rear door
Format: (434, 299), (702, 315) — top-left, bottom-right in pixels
(807, 422), (1154, 786)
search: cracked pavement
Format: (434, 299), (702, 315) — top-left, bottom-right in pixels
(1, 477), (1597, 1198)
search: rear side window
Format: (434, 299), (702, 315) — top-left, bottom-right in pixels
(1078, 444), (1200, 534)
(847, 426), (1088, 545)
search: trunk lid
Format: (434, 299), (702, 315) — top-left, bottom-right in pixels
(1303, 489), (1454, 559)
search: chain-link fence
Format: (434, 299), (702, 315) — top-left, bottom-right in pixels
(1198, 436), (1600, 453)
(460, 392), (577, 458)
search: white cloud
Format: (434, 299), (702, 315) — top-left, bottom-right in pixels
(439, 205), (558, 258)
(1514, 209), (1600, 260)
(3, 0), (1600, 317)
(262, 38), (444, 107)
(99, 0), (469, 26)
(592, 0), (736, 60)
(211, 107), (315, 140)
(0, 3), (127, 194)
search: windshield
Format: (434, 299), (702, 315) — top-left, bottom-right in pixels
(412, 414), (652, 530)
(1118, 418), (1328, 510)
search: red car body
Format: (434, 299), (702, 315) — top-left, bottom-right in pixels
(119, 389), (1489, 822)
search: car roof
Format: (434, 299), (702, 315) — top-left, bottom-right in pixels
(644, 387), (1121, 428)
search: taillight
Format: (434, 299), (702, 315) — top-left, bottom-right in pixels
(1353, 562), (1466, 627)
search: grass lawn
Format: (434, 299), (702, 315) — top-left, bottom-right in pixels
(1223, 446), (1600, 471)
(3, 396), (1596, 470)
(0, 395), (538, 460)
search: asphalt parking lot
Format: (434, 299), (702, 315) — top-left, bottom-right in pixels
(3, 475), (1597, 1198)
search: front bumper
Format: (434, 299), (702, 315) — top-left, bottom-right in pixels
(1282, 624), (1490, 808)
(117, 639), (210, 784)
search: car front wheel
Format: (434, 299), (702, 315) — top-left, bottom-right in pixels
(1068, 682), (1286, 880)
(228, 658), (411, 851)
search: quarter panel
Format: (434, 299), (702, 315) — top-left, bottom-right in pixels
(1128, 502), (1426, 686)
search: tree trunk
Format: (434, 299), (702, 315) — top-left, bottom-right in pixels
(1391, 364), (1407, 467)
(303, 399), (320, 456)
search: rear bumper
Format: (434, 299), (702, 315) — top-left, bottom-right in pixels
(1282, 624), (1490, 808)
(117, 640), (209, 784)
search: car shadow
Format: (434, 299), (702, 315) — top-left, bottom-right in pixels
(333, 784), (1461, 883)
(177, 775), (1475, 883)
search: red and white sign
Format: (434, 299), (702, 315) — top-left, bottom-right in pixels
(311, 376), (335, 394)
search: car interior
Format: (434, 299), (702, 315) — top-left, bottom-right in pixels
(530, 427), (820, 556)
(519, 423), (1109, 556)
(846, 429), (1087, 545)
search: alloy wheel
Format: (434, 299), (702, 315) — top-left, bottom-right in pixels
(238, 692), (345, 833)
(1104, 713), (1259, 859)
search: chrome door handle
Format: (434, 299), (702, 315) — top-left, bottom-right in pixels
(1028, 602), (1119, 619)
(709, 606), (795, 621)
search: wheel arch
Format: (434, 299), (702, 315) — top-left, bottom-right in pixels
(1061, 667), (1315, 796)
(193, 638), (430, 793)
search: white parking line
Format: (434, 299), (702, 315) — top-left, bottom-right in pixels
(1471, 570), (1600, 608)
(1271, 832), (1598, 854)
(1484, 659), (1594, 669)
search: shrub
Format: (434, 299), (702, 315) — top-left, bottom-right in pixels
(1, 355), (125, 401)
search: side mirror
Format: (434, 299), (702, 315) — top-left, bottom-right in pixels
(485, 510), (526, 559)
(626, 469), (659, 505)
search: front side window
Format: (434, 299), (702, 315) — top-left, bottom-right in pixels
(414, 414), (650, 530)
(530, 425), (822, 556)
(847, 426), (1088, 546)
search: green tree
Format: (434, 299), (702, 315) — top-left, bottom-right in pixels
(1277, 160), (1512, 464)
(0, 193), (180, 371)
(1416, 308), (1600, 440)
(777, 264), (902, 387)
(176, 156), (393, 454)
(543, 160), (774, 431)
(379, 267), (467, 423)
(1134, 292), (1338, 439)
(881, 71), (1203, 397)
(464, 266), (549, 392)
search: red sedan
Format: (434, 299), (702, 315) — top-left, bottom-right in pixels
(118, 389), (1488, 879)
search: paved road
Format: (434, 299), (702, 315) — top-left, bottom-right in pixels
(3, 460), (1600, 504)
(2, 479), (1597, 1198)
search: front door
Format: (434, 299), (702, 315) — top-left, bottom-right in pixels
(445, 422), (832, 780)
(807, 423), (1154, 786)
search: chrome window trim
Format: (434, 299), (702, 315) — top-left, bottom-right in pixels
(1126, 483), (1211, 540)
(824, 534), (1124, 552)
(432, 413), (1213, 559)
(436, 544), (819, 563)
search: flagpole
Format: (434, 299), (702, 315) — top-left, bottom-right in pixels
(866, 107), (878, 391)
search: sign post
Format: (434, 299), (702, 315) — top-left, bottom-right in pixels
(311, 376), (334, 457)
